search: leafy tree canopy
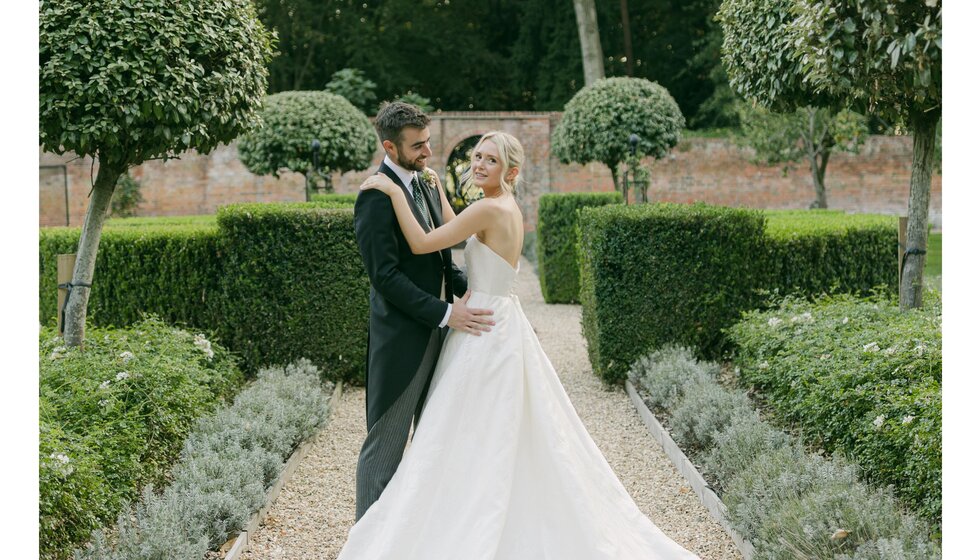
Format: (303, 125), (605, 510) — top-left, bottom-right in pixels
(237, 91), (377, 178)
(40, 0), (275, 169)
(552, 77), (685, 176)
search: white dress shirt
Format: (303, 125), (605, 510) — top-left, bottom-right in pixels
(383, 156), (453, 329)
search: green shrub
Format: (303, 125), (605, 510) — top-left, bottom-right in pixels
(40, 203), (369, 382)
(215, 203), (369, 380)
(39, 317), (241, 560)
(536, 192), (622, 303)
(579, 202), (767, 383)
(763, 210), (898, 296)
(39, 223), (222, 329)
(309, 193), (358, 206)
(728, 292), (941, 531)
(110, 173), (143, 218)
(76, 360), (330, 559)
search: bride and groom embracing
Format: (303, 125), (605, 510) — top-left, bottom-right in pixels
(339, 101), (699, 559)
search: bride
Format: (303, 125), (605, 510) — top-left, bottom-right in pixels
(338, 131), (700, 559)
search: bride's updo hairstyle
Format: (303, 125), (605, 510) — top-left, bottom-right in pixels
(463, 131), (525, 195)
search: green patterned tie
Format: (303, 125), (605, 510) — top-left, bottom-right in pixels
(411, 175), (433, 229)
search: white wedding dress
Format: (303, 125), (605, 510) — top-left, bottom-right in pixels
(338, 235), (700, 560)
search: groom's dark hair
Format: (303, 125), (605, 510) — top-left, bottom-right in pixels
(375, 101), (431, 145)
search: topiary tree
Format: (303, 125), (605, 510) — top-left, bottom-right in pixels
(40, 0), (274, 347)
(737, 103), (868, 208)
(718, 0), (941, 309)
(236, 91), (377, 192)
(325, 68), (378, 114)
(552, 77), (685, 199)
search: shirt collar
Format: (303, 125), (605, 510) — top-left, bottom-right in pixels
(383, 155), (417, 191)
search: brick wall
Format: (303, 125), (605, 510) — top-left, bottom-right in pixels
(40, 112), (942, 230)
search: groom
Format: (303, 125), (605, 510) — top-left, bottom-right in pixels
(353, 101), (494, 521)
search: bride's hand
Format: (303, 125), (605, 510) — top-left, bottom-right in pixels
(359, 173), (398, 196)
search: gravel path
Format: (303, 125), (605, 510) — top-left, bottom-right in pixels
(244, 253), (742, 559)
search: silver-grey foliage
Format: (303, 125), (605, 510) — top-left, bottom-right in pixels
(700, 415), (792, 491)
(628, 344), (718, 413)
(75, 360), (331, 559)
(668, 381), (755, 452)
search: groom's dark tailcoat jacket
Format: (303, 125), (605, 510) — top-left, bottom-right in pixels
(354, 162), (468, 431)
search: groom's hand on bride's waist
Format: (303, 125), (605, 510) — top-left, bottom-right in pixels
(447, 290), (494, 335)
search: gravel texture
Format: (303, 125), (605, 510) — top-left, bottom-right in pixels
(244, 252), (742, 559)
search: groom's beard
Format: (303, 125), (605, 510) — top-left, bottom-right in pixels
(394, 149), (426, 172)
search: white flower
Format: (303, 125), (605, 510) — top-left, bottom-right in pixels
(49, 346), (67, 360)
(48, 452), (73, 476)
(99, 380), (111, 390)
(873, 415), (885, 428)
(883, 346), (897, 356)
(119, 351), (134, 363)
(115, 371), (130, 381)
(842, 317), (849, 324)
(758, 361), (770, 370)
(902, 415), (915, 424)
(99, 399), (110, 407)
(194, 334), (215, 360)
(50, 452), (70, 464)
(768, 317), (783, 327)
(800, 312), (813, 322)
(820, 354), (831, 360)
(863, 342), (880, 353)
(915, 344), (926, 356)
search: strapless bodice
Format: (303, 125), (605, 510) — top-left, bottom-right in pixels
(464, 235), (520, 297)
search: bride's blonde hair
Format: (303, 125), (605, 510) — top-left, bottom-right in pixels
(461, 131), (524, 195)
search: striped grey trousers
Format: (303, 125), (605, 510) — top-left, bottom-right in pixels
(355, 328), (442, 521)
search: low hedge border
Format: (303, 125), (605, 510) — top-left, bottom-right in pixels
(39, 317), (243, 560)
(727, 292), (941, 535)
(577, 204), (899, 385)
(764, 210), (898, 296)
(578, 202), (767, 384)
(40, 202), (369, 382)
(39, 223), (223, 329)
(535, 192), (623, 303)
(74, 359), (333, 560)
(310, 192), (357, 205)
(215, 203), (369, 381)
(628, 345), (939, 559)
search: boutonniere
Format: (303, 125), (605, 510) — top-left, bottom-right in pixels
(420, 169), (437, 188)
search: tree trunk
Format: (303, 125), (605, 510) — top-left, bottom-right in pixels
(620, 0), (634, 76)
(803, 107), (829, 209)
(62, 158), (124, 347)
(573, 0), (605, 86)
(900, 110), (939, 310)
(610, 165), (623, 203)
(813, 152), (829, 208)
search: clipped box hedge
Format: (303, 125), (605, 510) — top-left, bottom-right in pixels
(764, 210), (898, 296)
(577, 205), (900, 384)
(727, 292), (942, 533)
(39, 223), (223, 329)
(39, 202), (369, 382)
(215, 203), (369, 381)
(536, 192), (623, 303)
(578, 202), (767, 383)
(310, 192), (358, 205)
